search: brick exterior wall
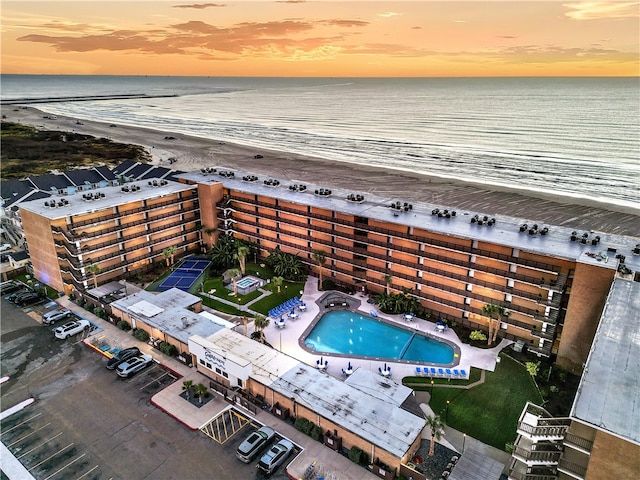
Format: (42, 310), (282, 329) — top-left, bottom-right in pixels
(585, 430), (640, 480)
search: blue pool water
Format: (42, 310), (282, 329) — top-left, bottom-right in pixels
(304, 310), (455, 364)
(236, 277), (259, 288)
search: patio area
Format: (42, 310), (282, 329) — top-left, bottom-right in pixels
(263, 276), (508, 383)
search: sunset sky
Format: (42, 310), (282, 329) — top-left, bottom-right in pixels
(2, 1), (638, 77)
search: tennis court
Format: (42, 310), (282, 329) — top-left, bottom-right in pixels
(156, 257), (211, 292)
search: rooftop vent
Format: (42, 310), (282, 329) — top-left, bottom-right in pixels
(519, 223), (549, 236)
(121, 185), (141, 193)
(432, 208), (455, 218)
(200, 167), (217, 174)
(570, 231), (600, 245)
(633, 244), (640, 255)
(218, 170), (234, 178)
(390, 201), (412, 212)
(289, 184), (307, 192)
(264, 178), (280, 187)
(242, 175), (258, 182)
(315, 188), (332, 197)
(346, 193), (365, 203)
(471, 214), (495, 226)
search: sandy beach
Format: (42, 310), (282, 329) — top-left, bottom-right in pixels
(2, 105), (639, 237)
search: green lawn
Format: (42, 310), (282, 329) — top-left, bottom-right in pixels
(201, 278), (262, 305)
(199, 295), (246, 316)
(250, 280), (306, 315)
(428, 354), (542, 450)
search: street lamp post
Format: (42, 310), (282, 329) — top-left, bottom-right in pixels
(446, 400), (450, 423)
(430, 379), (434, 396)
(462, 433), (466, 453)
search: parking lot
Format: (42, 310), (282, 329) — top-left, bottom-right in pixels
(1, 291), (302, 480)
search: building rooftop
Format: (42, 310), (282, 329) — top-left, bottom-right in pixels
(1, 179), (37, 207)
(18, 178), (196, 220)
(178, 169), (640, 271)
(63, 168), (107, 187)
(344, 367), (414, 407)
(570, 277), (640, 446)
(27, 173), (73, 192)
(201, 329), (424, 458)
(110, 289), (223, 345)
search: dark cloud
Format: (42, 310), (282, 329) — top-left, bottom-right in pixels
(172, 3), (226, 9)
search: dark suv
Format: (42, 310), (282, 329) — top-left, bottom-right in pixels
(106, 347), (142, 370)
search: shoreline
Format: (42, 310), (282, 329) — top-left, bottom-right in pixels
(2, 104), (639, 237)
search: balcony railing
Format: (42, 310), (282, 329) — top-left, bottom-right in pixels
(225, 194), (563, 273)
(564, 433), (593, 453)
(69, 193), (198, 228)
(517, 421), (570, 439)
(557, 459), (587, 479)
(513, 445), (562, 464)
(509, 471), (557, 480)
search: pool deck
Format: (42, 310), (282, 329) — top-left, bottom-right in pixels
(263, 277), (507, 382)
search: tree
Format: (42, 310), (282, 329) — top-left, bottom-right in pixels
(267, 251), (305, 280)
(253, 314), (270, 343)
(241, 316), (249, 336)
(482, 303), (506, 345)
(236, 244), (250, 275)
(425, 414), (445, 457)
(193, 383), (208, 404)
(312, 250), (327, 290)
(162, 245), (178, 266)
(208, 235), (236, 269)
(272, 276), (284, 293)
(383, 274), (393, 295)
(228, 268), (241, 296)
(182, 379), (194, 399)
(86, 263), (101, 288)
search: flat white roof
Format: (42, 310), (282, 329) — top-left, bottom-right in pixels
(19, 179), (196, 219)
(129, 300), (163, 317)
(203, 329), (424, 458)
(571, 277), (640, 446)
(178, 169), (640, 271)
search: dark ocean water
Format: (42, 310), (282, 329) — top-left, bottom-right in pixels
(2, 75), (638, 210)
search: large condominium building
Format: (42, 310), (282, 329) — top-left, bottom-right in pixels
(19, 178), (201, 294)
(509, 277), (640, 480)
(179, 169), (640, 372)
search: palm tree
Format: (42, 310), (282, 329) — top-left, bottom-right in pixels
(228, 268), (241, 296)
(162, 245), (178, 266)
(482, 303), (505, 345)
(193, 383), (208, 404)
(425, 414), (445, 457)
(240, 316), (249, 336)
(208, 235), (236, 269)
(272, 276), (284, 293)
(383, 274), (393, 295)
(86, 263), (101, 288)
(236, 244), (250, 275)
(268, 251), (305, 280)
(312, 250), (327, 290)
(182, 379), (194, 400)
(253, 314), (270, 343)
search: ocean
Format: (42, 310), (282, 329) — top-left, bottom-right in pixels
(2, 75), (639, 210)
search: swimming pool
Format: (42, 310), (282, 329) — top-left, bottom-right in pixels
(233, 276), (262, 295)
(303, 310), (456, 364)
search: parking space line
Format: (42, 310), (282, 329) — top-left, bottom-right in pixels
(139, 371), (171, 391)
(74, 464), (99, 480)
(42, 452), (86, 480)
(28, 442), (74, 470)
(1, 412), (42, 435)
(8, 422), (52, 447)
(17, 432), (63, 460)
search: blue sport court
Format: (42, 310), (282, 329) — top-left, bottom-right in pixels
(156, 258), (211, 292)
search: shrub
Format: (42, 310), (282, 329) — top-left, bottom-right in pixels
(294, 417), (311, 432)
(158, 341), (178, 357)
(469, 330), (487, 341)
(322, 279), (335, 290)
(117, 320), (131, 331)
(310, 424), (323, 441)
(133, 328), (150, 342)
(348, 446), (363, 464)
(526, 361), (540, 377)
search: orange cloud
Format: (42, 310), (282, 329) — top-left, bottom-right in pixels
(564, 1), (639, 20)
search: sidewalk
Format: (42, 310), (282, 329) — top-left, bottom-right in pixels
(55, 295), (380, 480)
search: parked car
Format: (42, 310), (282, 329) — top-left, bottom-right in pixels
(54, 319), (91, 339)
(235, 426), (275, 463)
(11, 290), (37, 304)
(257, 438), (294, 475)
(6, 289), (29, 302)
(16, 292), (44, 306)
(42, 308), (71, 325)
(0, 243), (12, 252)
(116, 354), (153, 378)
(106, 347), (141, 370)
(1, 282), (22, 295)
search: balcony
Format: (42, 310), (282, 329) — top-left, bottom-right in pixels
(557, 459), (587, 480)
(513, 444), (562, 466)
(563, 433), (593, 455)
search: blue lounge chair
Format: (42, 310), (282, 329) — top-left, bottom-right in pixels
(453, 369), (460, 377)
(445, 368), (452, 377)
(430, 367), (437, 376)
(415, 367), (422, 375)
(438, 368), (445, 376)
(460, 369), (467, 378)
